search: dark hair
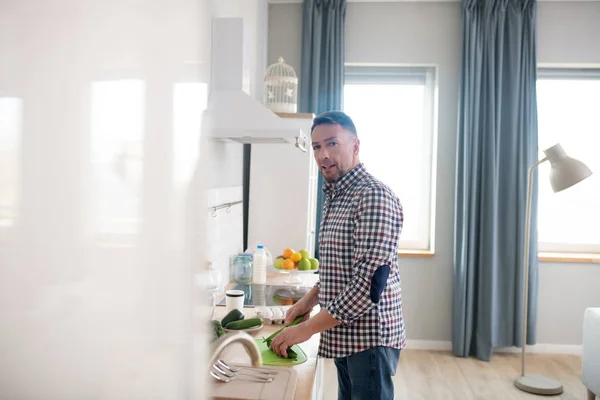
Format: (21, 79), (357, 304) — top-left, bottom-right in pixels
(311, 111), (358, 137)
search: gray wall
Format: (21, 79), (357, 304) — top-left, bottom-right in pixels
(268, 1), (600, 346)
(268, 4), (304, 77)
(538, 2), (600, 65)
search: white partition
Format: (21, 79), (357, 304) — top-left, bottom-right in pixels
(0, 0), (213, 398)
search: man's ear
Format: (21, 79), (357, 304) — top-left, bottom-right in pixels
(353, 138), (360, 156)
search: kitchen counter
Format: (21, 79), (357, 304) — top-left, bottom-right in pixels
(212, 271), (322, 400)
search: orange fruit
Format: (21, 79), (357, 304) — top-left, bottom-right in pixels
(282, 259), (295, 270)
(283, 248), (295, 259)
(290, 252), (302, 263)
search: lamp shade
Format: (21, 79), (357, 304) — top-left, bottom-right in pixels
(543, 143), (593, 193)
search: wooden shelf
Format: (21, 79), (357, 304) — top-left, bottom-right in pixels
(275, 112), (315, 120)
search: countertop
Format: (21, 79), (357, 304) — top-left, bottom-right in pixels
(213, 271), (322, 400)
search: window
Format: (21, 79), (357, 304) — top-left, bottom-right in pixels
(536, 69), (600, 254)
(90, 80), (145, 240)
(0, 97), (22, 233)
(343, 66), (437, 251)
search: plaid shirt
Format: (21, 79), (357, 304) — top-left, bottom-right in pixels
(316, 163), (406, 359)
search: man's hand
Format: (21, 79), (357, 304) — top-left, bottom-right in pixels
(270, 324), (312, 358)
(270, 309), (342, 357)
(284, 302), (312, 325)
(284, 285), (320, 325)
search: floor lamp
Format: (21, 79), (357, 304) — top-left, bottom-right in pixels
(515, 143), (593, 395)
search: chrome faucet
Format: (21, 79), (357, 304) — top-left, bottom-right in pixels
(208, 331), (263, 369)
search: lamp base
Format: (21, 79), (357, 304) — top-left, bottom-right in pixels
(514, 374), (563, 395)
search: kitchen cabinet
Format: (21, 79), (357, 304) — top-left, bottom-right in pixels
(247, 113), (319, 258)
(212, 271), (323, 400)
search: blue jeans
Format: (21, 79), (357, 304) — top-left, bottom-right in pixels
(333, 346), (401, 400)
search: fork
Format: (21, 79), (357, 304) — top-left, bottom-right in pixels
(210, 370), (273, 383)
(217, 359), (278, 376)
(212, 364), (274, 382)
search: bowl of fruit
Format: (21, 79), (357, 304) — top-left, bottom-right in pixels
(272, 248), (319, 284)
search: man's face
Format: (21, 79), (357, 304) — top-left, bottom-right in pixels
(311, 123), (360, 183)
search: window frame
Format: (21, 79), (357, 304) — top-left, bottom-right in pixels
(343, 64), (438, 253)
(536, 67), (600, 257)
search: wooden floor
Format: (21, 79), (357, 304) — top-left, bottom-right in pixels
(322, 350), (590, 400)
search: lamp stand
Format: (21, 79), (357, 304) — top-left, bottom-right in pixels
(514, 158), (563, 396)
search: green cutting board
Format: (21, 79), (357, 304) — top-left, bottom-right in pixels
(254, 339), (307, 366)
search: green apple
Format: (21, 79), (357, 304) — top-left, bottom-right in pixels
(274, 256), (284, 270)
(309, 258), (319, 270)
(299, 249), (310, 260)
(297, 258), (311, 271)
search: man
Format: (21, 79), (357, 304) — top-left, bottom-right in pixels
(270, 111), (406, 399)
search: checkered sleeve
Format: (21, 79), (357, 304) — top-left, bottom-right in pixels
(325, 186), (402, 325)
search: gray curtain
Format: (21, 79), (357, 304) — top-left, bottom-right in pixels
(453, 0), (539, 361)
(300, 0), (347, 258)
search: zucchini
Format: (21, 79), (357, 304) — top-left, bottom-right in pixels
(225, 317), (263, 330)
(221, 309), (245, 327)
(266, 338), (298, 359)
(262, 314), (305, 343)
(286, 348), (298, 359)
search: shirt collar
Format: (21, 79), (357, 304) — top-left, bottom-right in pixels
(323, 163), (366, 196)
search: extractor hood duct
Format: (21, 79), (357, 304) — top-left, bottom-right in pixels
(207, 17), (308, 151)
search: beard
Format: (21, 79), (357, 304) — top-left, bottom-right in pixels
(321, 166), (345, 183)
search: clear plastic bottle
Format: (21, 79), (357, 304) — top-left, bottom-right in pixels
(252, 244), (267, 284)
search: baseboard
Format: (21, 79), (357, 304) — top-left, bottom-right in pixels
(496, 344), (582, 355)
(405, 340), (582, 355)
(405, 340), (452, 351)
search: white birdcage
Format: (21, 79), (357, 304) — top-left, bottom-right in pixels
(263, 57), (298, 113)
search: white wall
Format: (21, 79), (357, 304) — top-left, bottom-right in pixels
(268, 1), (600, 347)
(206, 186), (245, 287)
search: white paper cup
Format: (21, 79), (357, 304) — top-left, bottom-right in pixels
(225, 289), (245, 314)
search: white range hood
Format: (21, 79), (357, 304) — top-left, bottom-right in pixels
(207, 17), (308, 151)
